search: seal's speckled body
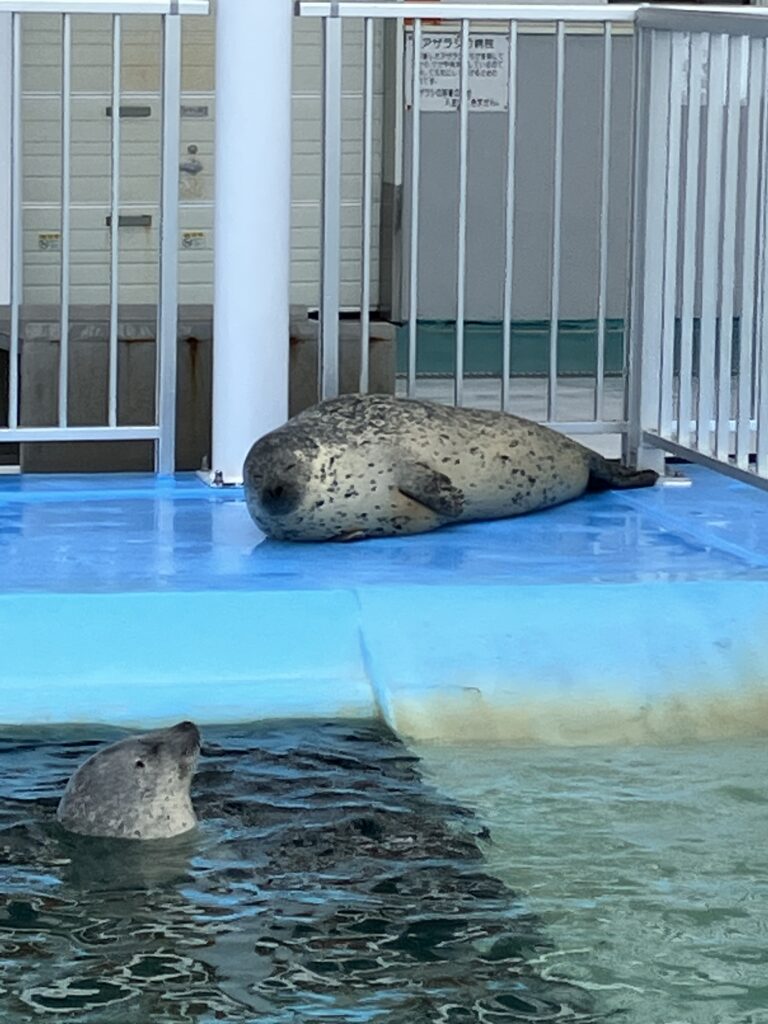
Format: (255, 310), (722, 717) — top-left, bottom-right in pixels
(243, 394), (657, 542)
(57, 721), (200, 840)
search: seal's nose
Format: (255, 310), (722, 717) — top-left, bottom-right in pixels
(172, 721), (201, 748)
(260, 478), (302, 516)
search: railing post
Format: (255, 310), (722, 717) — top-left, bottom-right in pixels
(7, 11), (20, 433)
(210, 0), (291, 484)
(320, 13), (343, 400)
(156, 11), (181, 475)
(626, 26), (668, 474)
(0, 14), (11, 310)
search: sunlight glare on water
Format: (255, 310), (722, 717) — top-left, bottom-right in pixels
(414, 739), (768, 1024)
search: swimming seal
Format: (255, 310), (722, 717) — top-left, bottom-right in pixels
(243, 394), (657, 541)
(57, 721), (200, 840)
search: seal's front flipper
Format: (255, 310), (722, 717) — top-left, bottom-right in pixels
(587, 454), (659, 492)
(397, 461), (465, 518)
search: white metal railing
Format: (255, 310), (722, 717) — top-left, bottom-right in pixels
(0, 0), (208, 473)
(629, 5), (768, 487)
(6, 1), (768, 487)
(300, 1), (641, 443)
(299, 1), (768, 488)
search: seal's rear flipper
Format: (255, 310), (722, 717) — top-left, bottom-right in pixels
(397, 461), (465, 517)
(587, 455), (659, 492)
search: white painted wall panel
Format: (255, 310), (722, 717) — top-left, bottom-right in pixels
(17, 5), (384, 310)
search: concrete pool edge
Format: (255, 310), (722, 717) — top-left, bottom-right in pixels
(2, 580), (767, 744)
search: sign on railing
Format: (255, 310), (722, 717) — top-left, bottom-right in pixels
(404, 29), (512, 112)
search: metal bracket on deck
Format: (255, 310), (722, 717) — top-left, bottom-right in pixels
(196, 466), (241, 488)
(660, 467), (693, 487)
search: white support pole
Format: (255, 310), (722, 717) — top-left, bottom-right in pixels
(210, 0), (291, 485)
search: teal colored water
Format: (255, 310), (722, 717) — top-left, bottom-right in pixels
(416, 740), (768, 1024)
(0, 722), (597, 1023)
(395, 320), (626, 376)
(2, 731), (768, 1021)
(394, 317), (750, 377)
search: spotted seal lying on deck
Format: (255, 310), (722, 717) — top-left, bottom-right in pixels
(57, 721), (201, 839)
(243, 393), (658, 542)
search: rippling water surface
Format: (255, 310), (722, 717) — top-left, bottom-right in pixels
(0, 721), (596, 1023)
(416, 740), (768, 1024)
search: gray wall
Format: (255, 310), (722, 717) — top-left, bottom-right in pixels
(400, 33), (634, 322)
(2, 306), (395, 472)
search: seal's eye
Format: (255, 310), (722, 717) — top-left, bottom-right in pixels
(135, 759), (145, 769)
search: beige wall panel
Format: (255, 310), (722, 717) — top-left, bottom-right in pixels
(20, 7), (385, 311)
(23, 205), (160, 306)
(179, 204), (213, 303)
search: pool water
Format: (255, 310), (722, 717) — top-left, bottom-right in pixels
(416, 740), (768, 1024)
(0, 721), (596, 1024)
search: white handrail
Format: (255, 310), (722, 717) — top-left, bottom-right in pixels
(297, 2), (768, 35)
(637, 5), (768, 35)
(297, 3), (639, 21)
(0, 1), (207, 13)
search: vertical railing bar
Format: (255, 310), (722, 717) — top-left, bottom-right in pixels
(757, 37), (768, 475)
(407, 18), (421, 398)
(627, 28), (671, 468)
(660, 34), (683, 441)
(359, 16), (374, 393)
(698, 32), (726, 458)
(108, 14), (121, 428)
(717, 36), (740, 462)
(320, 14), (343, 400)
(58, 13), (72, 428)
(8, 12), (21, 430)
(756, 39), (768, 421)
(677, 31), (702, 450)
(737, 36), (760, 469)
(156, 13), (181, 473)
(548, 19), (565, 423)
(501, 20), (517, 413)
(455, 17), (469, 408)
(594, 22), (612, 423)
(625, 24), (649, 460)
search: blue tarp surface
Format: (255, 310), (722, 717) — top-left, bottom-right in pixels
(1, 466), (767, 738)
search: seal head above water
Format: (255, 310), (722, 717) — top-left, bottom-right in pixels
(243, 394), (658, 541)
(57, 721), (201, 840)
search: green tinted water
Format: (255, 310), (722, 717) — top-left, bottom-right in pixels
(394, 317), (748, 378)
(415, 740), (768, 1024)
(0, 722), (597, 1023)
(4, 726), (766, 1022)
(395, 319), (626, 377)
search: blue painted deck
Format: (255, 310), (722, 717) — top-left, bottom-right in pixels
(1, 467), (767, 743)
